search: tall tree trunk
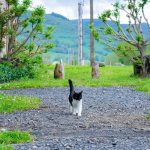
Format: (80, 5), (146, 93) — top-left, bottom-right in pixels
(0, 0), (8, 59)
(7, 18), (13, 62)
(141, 56), (147, 77)
(92, 62), (100, 79)
(139, 45), (147, 77)
(90, 0), (94, 66)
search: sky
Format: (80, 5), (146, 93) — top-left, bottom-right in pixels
(31, 0), (150, 24)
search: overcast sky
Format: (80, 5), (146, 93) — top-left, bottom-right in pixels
(31, 0), (150, 23)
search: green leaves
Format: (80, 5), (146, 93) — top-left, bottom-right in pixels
(99, 10), (111, 23)
(28, 42), (35, 52)
(0, 63), (35, 83)
(128, 3), (134, 10)
(115, 42), (139, 60)
(126, 27), (132, 33)
(0, 41), (5, 49)
(0, 0), (54, 67)
(6, 0), (18, 6)
(36, 24), (43, 32)
(45, 26), (54, 39)
(9, 0), (31, 17)
(29, 7), (45, 24)
(22, 0), (31, 7)
(22, 19), (29, 28)
(45, 43), (55, 50)
(104, 27), (113, 35)
(89, 24), (100, 41)
(139, 0), (150, 8)
(7, 28), (15, 35)
(136, 33), (143, 42)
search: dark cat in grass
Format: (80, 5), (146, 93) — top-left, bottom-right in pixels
(68, 79), (83, 117)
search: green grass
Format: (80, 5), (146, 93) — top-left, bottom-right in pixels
(0, 130), (32, 150)
(0, 144), (13, 150)
(147, 113), (150, 121)
(0, 130), (32, 144)
(0, 65), (150, 146)
(0, 94), (41, 113)
(0, 65), (150, 93)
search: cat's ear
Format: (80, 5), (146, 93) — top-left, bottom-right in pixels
(80, 91), (83, 94)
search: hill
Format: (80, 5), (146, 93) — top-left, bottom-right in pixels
(41, 13), (148, 64)
(43, 13), (112, 64)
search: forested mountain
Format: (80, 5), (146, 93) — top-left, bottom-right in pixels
(43, 12), (112, 63)
(36, 12), (148, 64)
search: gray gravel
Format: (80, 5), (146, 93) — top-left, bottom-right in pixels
(0, 87), (150, 150)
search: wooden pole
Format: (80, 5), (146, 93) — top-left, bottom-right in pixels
(90, 0), (94, 66)
(78, 2), (83, 65)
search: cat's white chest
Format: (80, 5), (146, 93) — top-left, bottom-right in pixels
(70, 99), (82, 117)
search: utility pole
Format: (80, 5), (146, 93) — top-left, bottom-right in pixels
(68, 48), (70, 65)
(90, 0), (94, 66)
(78, 1), (83, 65)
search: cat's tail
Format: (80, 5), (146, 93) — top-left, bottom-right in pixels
(68, 79), (74, 93)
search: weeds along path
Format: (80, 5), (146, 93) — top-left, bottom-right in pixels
(0, 87), (150, 150)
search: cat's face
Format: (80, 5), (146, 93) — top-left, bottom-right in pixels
(73, 91), (83, 100)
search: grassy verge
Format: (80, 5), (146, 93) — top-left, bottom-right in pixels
(0, 130), (32, 150)
(0, 144), (13, 150)
(0, 65), (149, 93)
(147, 113), (150, 121)
(0, 94), (41, 113)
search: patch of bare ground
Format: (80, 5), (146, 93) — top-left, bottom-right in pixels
(0, 87), (150, 150)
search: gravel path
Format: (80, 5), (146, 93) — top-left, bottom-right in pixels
(0, 87), (150, 150)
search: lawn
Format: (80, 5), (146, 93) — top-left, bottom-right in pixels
(0, 65), (150, 94)
(0, 94), (39, 149)
(0, 65), (150, 149)
(0, 130), (32, 150)
(0, 94), (41, 113)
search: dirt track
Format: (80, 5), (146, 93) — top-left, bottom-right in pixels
(0, 87), (150, 150)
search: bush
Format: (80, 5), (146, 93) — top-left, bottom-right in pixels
(0, 53), (43, 83)
(99, 62), (105, 67)
(0, 62), (35, 83)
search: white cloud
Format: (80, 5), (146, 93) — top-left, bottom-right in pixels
(30, 0), (150, 23)
(31, 0), (113, 19)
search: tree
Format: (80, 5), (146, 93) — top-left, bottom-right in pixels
(0, 0), (9, 55)
(90, 0), (150, 77)
(0, 0), (54, 64)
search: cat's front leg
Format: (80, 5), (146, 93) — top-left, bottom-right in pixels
(73, 110), (76, 115)
(78, 100), (82, 117)
(73, 107), (78, 115)
(78, 108), (82, 117)
(69, 104), (73, 113)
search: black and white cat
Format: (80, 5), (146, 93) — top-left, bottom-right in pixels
(68, 79), (83, 117)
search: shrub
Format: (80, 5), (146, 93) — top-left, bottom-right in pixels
(0, 62), (34, 83)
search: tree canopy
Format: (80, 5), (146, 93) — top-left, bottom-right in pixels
(0, 0), (54, 64)
(91, 0), (150, 77)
